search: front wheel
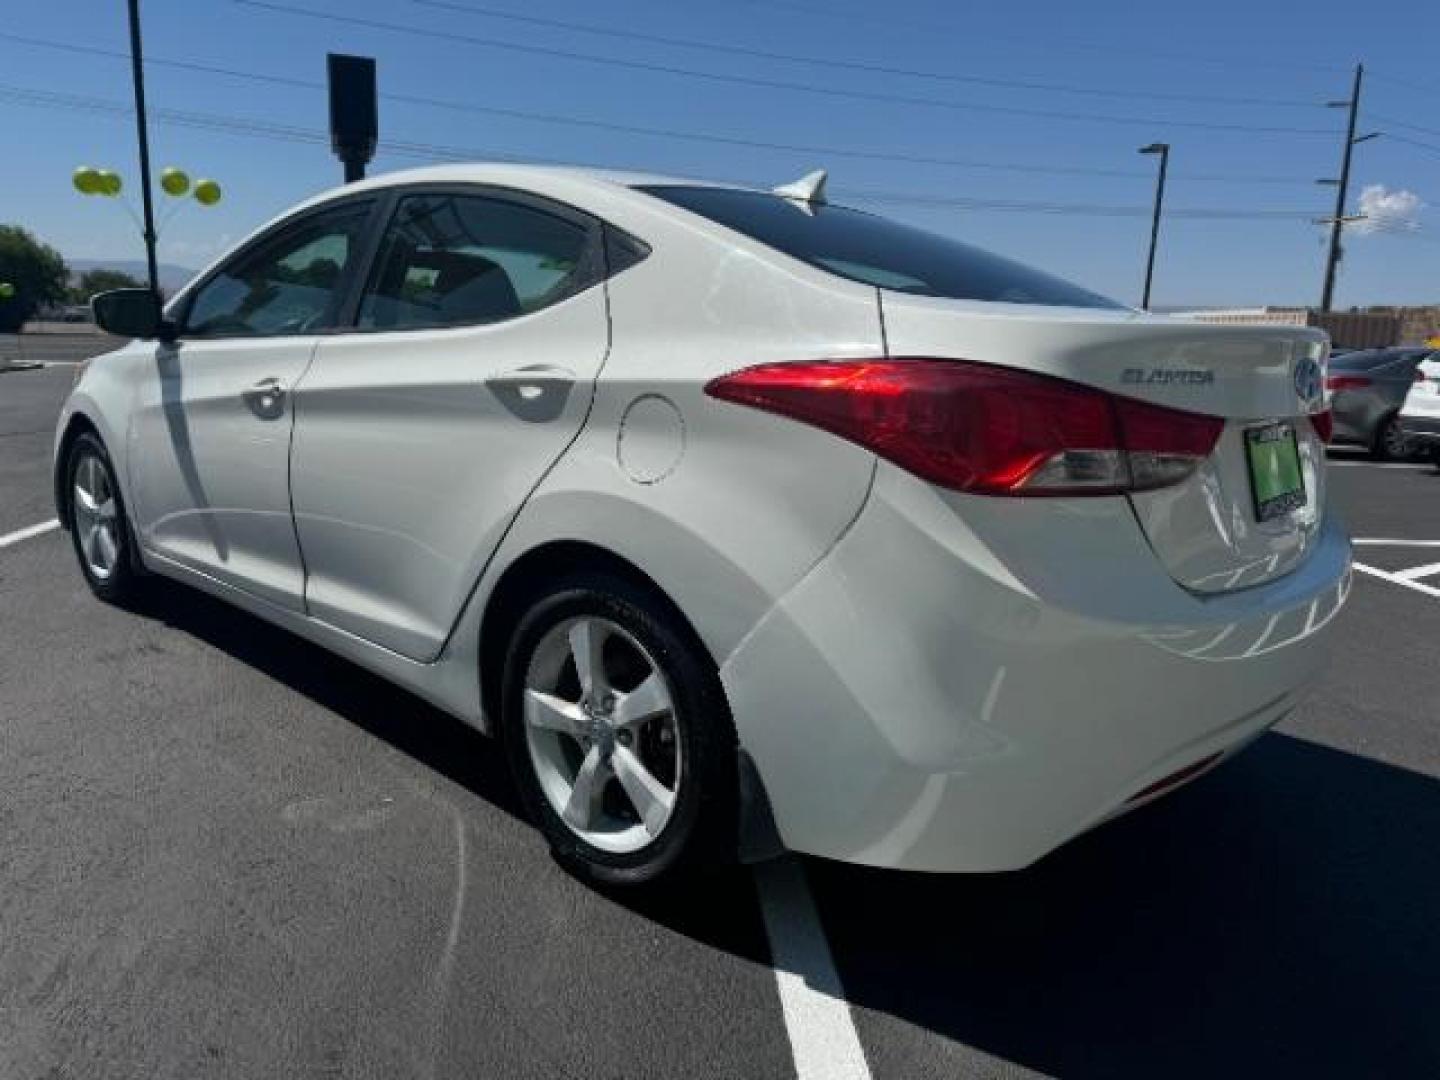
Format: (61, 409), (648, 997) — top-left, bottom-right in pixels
(65, 431), (144, 605)
(501, 575), (738, 887)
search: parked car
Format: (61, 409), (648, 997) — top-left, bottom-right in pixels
(1399, 353), (1440, 460)
(1325, 346), (1436, 459)
(55, 164), (1349, 887)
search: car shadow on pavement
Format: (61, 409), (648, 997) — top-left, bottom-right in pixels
(131, 577), (779, 962)
(131, 577), (527, 822)
(126, 581), (1440, 1075)
(799, 732), (1440, 1077)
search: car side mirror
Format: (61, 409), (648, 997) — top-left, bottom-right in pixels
(91, 288), (177, 342)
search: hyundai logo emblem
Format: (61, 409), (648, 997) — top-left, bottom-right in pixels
(1294, 357), (1323, 404)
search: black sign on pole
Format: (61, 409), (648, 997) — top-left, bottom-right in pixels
(327, 54), (377, 184)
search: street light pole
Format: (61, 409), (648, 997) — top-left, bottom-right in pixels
(125, 0), (160, 299)
(1138, 142), (1169, 312)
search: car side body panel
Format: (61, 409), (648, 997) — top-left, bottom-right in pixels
(470, 190), (886, 678)
(290, 284), (611, 661)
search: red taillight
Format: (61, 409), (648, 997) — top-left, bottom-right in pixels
(1311, 409), (1333, 443)
(1325, 374), (1371, 391)
(704, 359), (1224, 496)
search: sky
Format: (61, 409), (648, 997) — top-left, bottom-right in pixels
(2, 0), (1438, 309)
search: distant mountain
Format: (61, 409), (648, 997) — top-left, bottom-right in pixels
(68, 258), (198, 295)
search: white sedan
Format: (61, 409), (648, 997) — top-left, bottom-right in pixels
(57, 164), (1350, 887)
(1399, 352), (1440, 458)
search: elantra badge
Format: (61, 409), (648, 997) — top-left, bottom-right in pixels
(1122, 368), (1215, 386)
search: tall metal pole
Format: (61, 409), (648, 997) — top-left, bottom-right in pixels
(1139, 142), (1169, 311)
(1321, 63), (1363, 313)
(125, 0), (160, 298)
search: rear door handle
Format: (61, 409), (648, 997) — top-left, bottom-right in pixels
(485, 364), (577, 398)
(242, 377), (287, 418)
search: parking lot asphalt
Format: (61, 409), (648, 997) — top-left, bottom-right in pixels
(3, 357), (1439, 1078)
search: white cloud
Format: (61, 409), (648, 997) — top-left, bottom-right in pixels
(1352, 184), (1425, 235)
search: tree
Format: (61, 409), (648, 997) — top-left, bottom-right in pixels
(70, 267), (146, 304)
(0, 225), (68, 332)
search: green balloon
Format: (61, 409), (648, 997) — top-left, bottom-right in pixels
(194, 178), (222, 206)
(97, 169), (122, 196)
(0, 282), (15, 299)
(160, 166), (191, 197)
(73, 166), (102, 195)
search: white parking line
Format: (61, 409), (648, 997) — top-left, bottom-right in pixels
(1353, 538), (1440, 547)
(1353, 562), (1440, 600)
(754, 859), (871, 1080)
(1394, 561), (1440, 581)
(1328, 460), (1434, 470)
(0, 519), (60, 549)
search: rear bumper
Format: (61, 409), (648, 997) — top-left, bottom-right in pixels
(720, 464), (1352, 873)
(1399, 414), (1440, 442)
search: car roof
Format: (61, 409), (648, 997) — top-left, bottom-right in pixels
(291, 163), (756, 215)
(167, 163), (785, 310)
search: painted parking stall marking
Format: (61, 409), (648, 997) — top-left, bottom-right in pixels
(755, 859), (872, 1080)
(1352, 538), (1440, 602)
(0, 519), (60, 549)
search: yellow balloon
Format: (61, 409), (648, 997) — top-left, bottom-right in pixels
(160, 167), (190, 197)
(194, 178), (222, 206)
(96, 169), (122, 196)
(73, 166), (102, 195)
(0, 283), (15, 299)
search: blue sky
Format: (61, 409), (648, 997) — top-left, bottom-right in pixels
(2, 0), (1438, 307)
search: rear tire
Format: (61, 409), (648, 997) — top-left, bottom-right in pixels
(1371, 415), (1410, 461)
(65, 431), (144, 606)
(500, 573), (738, 888)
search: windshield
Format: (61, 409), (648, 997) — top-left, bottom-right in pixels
(639, 184), (1123, 310)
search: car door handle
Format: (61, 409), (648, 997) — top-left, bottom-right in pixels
(242, 377), (287, 418)
(485, 364), (577, 397)
(485, 365), (577, 422)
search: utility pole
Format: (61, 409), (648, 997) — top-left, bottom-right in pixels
(125, 0), (161, 298)
(1320, 64), (1380, 313)
(1138, 142), (1169, 311)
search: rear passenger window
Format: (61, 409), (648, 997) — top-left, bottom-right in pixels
(358, 193), (593, 331)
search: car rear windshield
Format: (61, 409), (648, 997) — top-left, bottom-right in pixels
(638, 185), (1123, 310)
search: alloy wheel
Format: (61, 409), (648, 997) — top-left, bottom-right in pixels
(523, 615), (682, 854)
(72, 452), (121, 581)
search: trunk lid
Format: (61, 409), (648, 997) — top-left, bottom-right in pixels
(879, 295), (1330, 594)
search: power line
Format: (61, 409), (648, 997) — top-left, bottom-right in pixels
(408, 0), (1323, 109)
(1367, 112), (1440, 139)
(839, 188), (1323, 219)
(0, 82), (1331, 223)
(715, 0), (1351, 73)
(1378, 132), (1440, 159)
(0, 31), (1324, 187)
(1366, 72), (1440, 101)
(230, 0), (1343, 136)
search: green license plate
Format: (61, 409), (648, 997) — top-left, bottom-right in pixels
(1245, 422), (1306, 522)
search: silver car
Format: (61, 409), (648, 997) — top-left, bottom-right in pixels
(1327, 347), (1436, 459)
